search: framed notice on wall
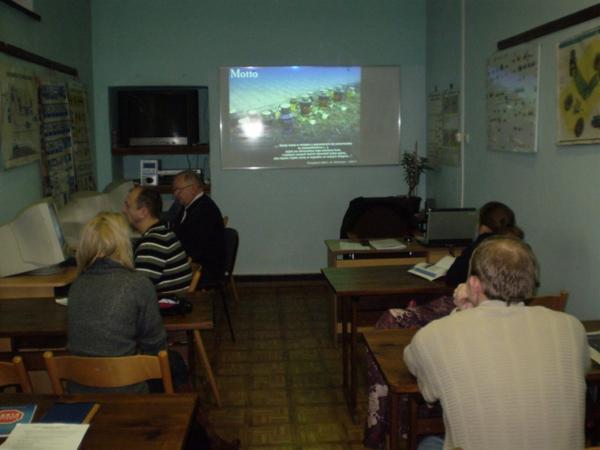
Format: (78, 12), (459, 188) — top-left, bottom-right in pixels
(0, 67), (41, 168)
(557, 26), (600, 144)
(486, 43), (539, 153)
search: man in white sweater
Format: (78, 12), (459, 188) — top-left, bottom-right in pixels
(404, 236), (590, 450)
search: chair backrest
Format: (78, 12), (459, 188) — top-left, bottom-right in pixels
(0, 356), (33, 393)
(223, 228), (239, 279)
(527, 291), (569, 312)
(43, 350), (174, 394)
(188, 261), (202, 292)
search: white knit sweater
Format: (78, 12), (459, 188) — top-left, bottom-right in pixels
(404, 300), (590, 450)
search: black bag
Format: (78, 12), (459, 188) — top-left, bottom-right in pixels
(158, 296), (193, 316)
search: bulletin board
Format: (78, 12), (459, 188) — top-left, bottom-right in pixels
(486, 43), (540, 153)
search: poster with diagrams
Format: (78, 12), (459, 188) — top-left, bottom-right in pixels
(39, 83), (76, 207)
(0, 68), (41, 168)
(558, 26), (600, 144)
(67, 82), (96, 191)
(486, 43), (539, 153)
(427, 88), (460, 167)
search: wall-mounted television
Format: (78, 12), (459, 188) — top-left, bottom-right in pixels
(111, 86), (208, 147)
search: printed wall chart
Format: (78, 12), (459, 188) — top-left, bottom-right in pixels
(558, 26), (600, 144)
(427, 89), (460, 167)
(486, 44), (539, 153)
(0, 68), (41, 168)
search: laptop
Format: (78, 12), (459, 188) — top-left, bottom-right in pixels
(417, 208), (478, 246)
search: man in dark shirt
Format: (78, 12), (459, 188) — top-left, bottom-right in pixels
(171, 170), (225, 285)
(123, 185), (192, 294)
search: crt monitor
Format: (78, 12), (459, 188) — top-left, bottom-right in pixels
(0, 199), (68, 277)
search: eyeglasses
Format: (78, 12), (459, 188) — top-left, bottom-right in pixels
(172, 184), (193, 195)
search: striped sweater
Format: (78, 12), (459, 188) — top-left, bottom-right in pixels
(134, 223), (192, 295)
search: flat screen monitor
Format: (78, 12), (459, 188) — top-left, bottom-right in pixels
(0, 200), (68, 277)
(219, 65), (401, 169)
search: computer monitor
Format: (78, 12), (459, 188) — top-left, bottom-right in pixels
(103, 179), (135, 211)
(0, 199), (68, 277)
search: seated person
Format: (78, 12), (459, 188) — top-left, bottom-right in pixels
(376, 201), (523, 328)
(365, 201), (523, 448)
(171, 170), (225, 286)
(123, 185), (192, 295)
(67, 212), (239, 450)
(407, 236), (589, 450)
(67, 212), (176, 393)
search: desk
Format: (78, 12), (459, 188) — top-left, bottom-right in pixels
(325, 239), (462, 268)
(321, 265), (451, 419)
(0, 292), (220, 406)
(363, 322), (600, 450)
(0, 392), (197, 449)
(324, 240), (462, 343)
(0, 266), (78, 299)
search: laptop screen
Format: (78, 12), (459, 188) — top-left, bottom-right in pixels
(423, 208), (478, 245)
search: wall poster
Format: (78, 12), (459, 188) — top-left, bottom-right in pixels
(558, 26), (600, 144)
(427, 88), (460, 167)
(0, 68), (41, 168)
(67, 81), (96, 191)
(486, 43), (539, 153)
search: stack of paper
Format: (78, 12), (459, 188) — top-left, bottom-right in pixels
(368, 239), (407, 250)
(408, 255), (456, 281)
(0, 423), (89, 450)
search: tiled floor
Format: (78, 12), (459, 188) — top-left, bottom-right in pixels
(196, 283), (374, 450)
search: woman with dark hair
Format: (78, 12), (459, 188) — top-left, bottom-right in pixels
(364, 201), (524, 449)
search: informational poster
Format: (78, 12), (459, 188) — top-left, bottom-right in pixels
(486, 44), (539, 153)
(0, 68), (41, 168)
(39, 83), (75, 207)
(67, 82), (95, 190)
(427, 88), (460, 167)
(558, 26), (600, 144)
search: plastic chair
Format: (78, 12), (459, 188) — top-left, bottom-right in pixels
(0, 356), (33, 393)
(43, 350), (174, 394)
(202, 227), (238, 342)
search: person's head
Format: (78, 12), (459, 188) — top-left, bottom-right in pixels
(478, 201), (523, 238)
(76, 212), (134, 272)
(122, 186), (162, 231)
(467, 236), (539, 306)
(172, 170), (203, 206)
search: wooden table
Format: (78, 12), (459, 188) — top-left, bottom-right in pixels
(0, 266), (78, 299)
(325, 239), (463, 268)
(324, 239), (462, 343)
(363, 322), (600, 450)
(0, 392), (198, 449)
(0, 292), (221, 406)
(321, 265), (451, 419)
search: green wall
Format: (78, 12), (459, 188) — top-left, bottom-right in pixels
(90, 0), (427, 274)
(459, 0), (600, 318)
(0, 0), (92, 224)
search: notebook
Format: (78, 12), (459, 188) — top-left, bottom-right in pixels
(417, 208), (478, 246)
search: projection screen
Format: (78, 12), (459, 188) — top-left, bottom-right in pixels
(219, 66), (401, 169)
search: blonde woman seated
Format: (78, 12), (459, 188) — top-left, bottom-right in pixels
(67, 212), (172, 393)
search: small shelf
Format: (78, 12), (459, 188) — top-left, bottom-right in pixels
(112, 144), (209, 155)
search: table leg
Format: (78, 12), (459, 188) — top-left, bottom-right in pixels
(342, 296), (348, 395)
(192, 329), (221, 408)
(186, 331), (196, 388)
(389, 392), (400, 450)
(349, 296), (358, 420)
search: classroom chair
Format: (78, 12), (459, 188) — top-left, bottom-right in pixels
(0, 356), (33, 393)
(43, 350), (173, 394)
(188, 261), (202, 293)
(527, 290), (568, 311)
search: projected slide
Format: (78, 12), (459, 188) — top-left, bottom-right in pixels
(220, 66), (401, 170)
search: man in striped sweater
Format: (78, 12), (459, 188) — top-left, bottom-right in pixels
(123, 186), (192, 295)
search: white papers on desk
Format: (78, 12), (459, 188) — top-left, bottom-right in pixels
(588, 331), (600, 365)
(0, 423), (89, 450)
(368, 239), (407, 250)
(339, 241), (370, 251)
(408, 255), (456, 281)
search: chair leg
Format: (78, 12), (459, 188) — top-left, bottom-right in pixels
(230, 275), (240, 303)
(192, 330), (221, 407)
(220, 287), (235, 342)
